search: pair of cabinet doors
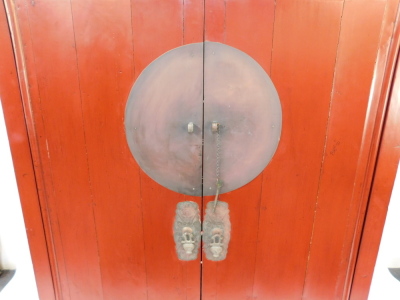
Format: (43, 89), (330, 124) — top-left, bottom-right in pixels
(2, 0), (399, 299)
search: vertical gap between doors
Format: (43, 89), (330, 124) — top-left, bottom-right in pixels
(200, 0), (206, 299)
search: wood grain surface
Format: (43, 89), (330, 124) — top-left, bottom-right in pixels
(1, 0), (399, 299)
(0, 2), (55, 299)
(351, 17), (400, 298)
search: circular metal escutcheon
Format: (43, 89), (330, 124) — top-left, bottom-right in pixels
(125, 42), (282, 197)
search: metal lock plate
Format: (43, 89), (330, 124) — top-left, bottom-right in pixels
(125, 43), (203, 196)
(173, 201), (201, 261)
(203, 201), (231, 261)
(125, 42), (282, 196)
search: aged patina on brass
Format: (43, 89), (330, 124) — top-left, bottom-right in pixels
(125, 42), (282, 197)
(125, 43), (204, 196)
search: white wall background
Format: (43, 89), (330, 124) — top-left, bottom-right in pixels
(0, 104), (39, 300)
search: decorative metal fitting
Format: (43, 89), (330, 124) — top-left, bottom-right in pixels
(181, 227), (196, 254)
(203, 201), (231, 261)
(188, 122), (194, 133)
(210, 229), (224, 258)
(173, 201), (201, 261)
(211, 121), (219, 133)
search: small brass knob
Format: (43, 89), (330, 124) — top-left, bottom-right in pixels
(188, 122), (194, 133)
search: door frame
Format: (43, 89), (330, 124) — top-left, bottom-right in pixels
(349, 8), (400, 298)
(0, 0), (56, 299)
(1, 0), (399, 298)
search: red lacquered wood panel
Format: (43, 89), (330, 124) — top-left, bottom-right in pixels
(0, 2), (54, 299)
(67, 1), (147, 298)
(5, 0), (204, 299)
(202, 1), (275, 299)
(254, 1), (345, 298)
(351, 28), (400, 300)
(9, 1), (104, 298)
(203, 0), (399, 299)
(130, 1), (203, 299)
(3, 0), (400, 298)
(302, 1), (392, 298)
(343, 1), (400, 296)
(203, 0), (344, 299)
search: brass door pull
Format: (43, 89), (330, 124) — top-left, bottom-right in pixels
(173, 202), (201, 261)
(203, 201), (231, 261)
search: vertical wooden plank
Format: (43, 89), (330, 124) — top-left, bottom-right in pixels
(0, 2), (55, 298)
(342, 0), (400, 296)
(204, 0), (225, 43)
(302, 1), (388, 299)
(184, 0), (205, 45)
(202, 1), (276, 299)
(130, 1), (204, 299)
(11, 0), (104, 298)
(350, 3), (400, 298)
(68, 1), (147, 298)
(253, 1), (344, 298)
(224, 0), (275, 71)
(351, 50), (400, 300)
(5, 0), (69, 296)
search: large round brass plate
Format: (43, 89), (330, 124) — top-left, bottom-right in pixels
(125, 43), (203, 196)
(125, 42), (282, 196)
(202, 42), (281, 196)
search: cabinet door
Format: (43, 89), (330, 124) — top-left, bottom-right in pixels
(3, 0), (399, 299)
(201, 0), (398, 299)
(5, 0), (203, 299)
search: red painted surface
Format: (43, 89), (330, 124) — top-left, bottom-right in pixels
(303, 2), (388, 298)
(351, 17), (400, 299)
(0, 2), (55, 299)
(203, 0), (399, 299)
(1, 0), (399, 299)
(3, 0), (203, 299)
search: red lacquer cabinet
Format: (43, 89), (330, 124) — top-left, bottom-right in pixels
(1, 0), (399, 299)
